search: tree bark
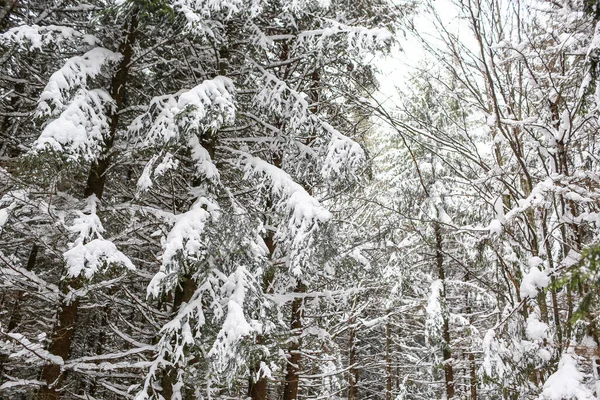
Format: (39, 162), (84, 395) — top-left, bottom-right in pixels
(249, 224), (277, 400)
(464, 274), (477, 400)
(385, 318), (393, 400)
(283, 280), (306, 400)
(347, 310), (358, 400)
(84, 11), (138, 199)
(248, 335), (268, 400)
(435, 222), (454, 399)
(37, 293), (80, 400)
(161, 277), (197, 399)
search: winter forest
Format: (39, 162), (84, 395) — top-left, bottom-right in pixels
(3, 0), (600, 399)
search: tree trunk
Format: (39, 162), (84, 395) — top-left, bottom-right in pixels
(464, 274), (477, 400)
(84, 11), (138, 199)
(36, 11), (138, 400)
(283, 280), (306, 400)
(434, 222), (454, 399)
(161, 277), (197, 399)
(281, 43), (318, 400)
(385, 318), (393, 400)
(37, 293), (80, 400)
(248, 342), (268, 400)
(248, 146), (281, 399)
(347, 313), (358, 400)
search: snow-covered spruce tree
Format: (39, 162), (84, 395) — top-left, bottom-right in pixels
(127, 0), (402, 398)
(0, 2), (145, 398)
(0, 0), (401, 399)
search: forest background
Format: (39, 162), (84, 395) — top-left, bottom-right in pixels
(1, 0), (600, 399)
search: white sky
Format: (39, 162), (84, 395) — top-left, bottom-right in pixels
(375, 0), (471, 104)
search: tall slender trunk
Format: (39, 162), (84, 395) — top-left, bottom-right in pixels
(161, 277), (197, 399)
(248, 255), (273, 400)
(347, 312), (358, 400)
(540, 214), (563, 349)
(6, 244), (36, 332)
(248, 334), (268, 400)
(160, 48), (224, 396)
(469, 350), (477, 400)
(84, 12), (138, 199)
(385, 318), (393, 400)
(36, 12), (138, 400)
(249, 187), (279, 400)
(464, 273), (476, 400)
(434, 223), (454, 399)
(282, 60), (319, 400)
(283, 280), (306, 400)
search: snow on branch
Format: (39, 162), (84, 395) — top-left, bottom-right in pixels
(282, 0), (332, 14)
(500, 176), (599, 228)
(137, 152), (179, 192)
(519, 266), (550, 299)
(254, 67), (365, 179)
(147, 195), (222, 297)
(539, 353), (594, 400)
(0, 379), (44, 391)
(63, 195), (134, 279)
(166, 0), (242, 34)
(135, 306), (201, 400)
(321, 121), (366, 182)
(129, 94), (179, 146)
(176, 76), (236, 132)
(0, 24), (96, 50)
(188, 134), (220, 180)
(481, 329), (509, 380)
(33, 89), (114, 161)
(0, 195), (19, 234)
(130, 76), (235, 184)
(425, 279), (444, 344)
(0, 252), (61, 302)
(138, 267), (249, 399)
(1, 331), (64, 366)
(241, 152), (332, 228)
(237, 151), (331, 274)
(36, 47), (122, 117)
(297, 21), (392, 51)
(208, 266), (254, 372)
(147, 206), (211, 297)
(254, 67), (311, 132)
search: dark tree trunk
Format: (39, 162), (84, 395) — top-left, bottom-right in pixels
(84, 11), (138, 199)
(248, 331), (268, 400)
(161, 277), (197, 398)
(464, 276), (477, 400)
(435, 223), (454, 399)
(347, 312), (359, 400)
(249, 228), (276, 400)
(469, 350), (477, 400)
(37, 295), (80, 400)
(7, 244), (36, 332)
(283, 280), (306, 400)
(385, 319), (393, 400)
